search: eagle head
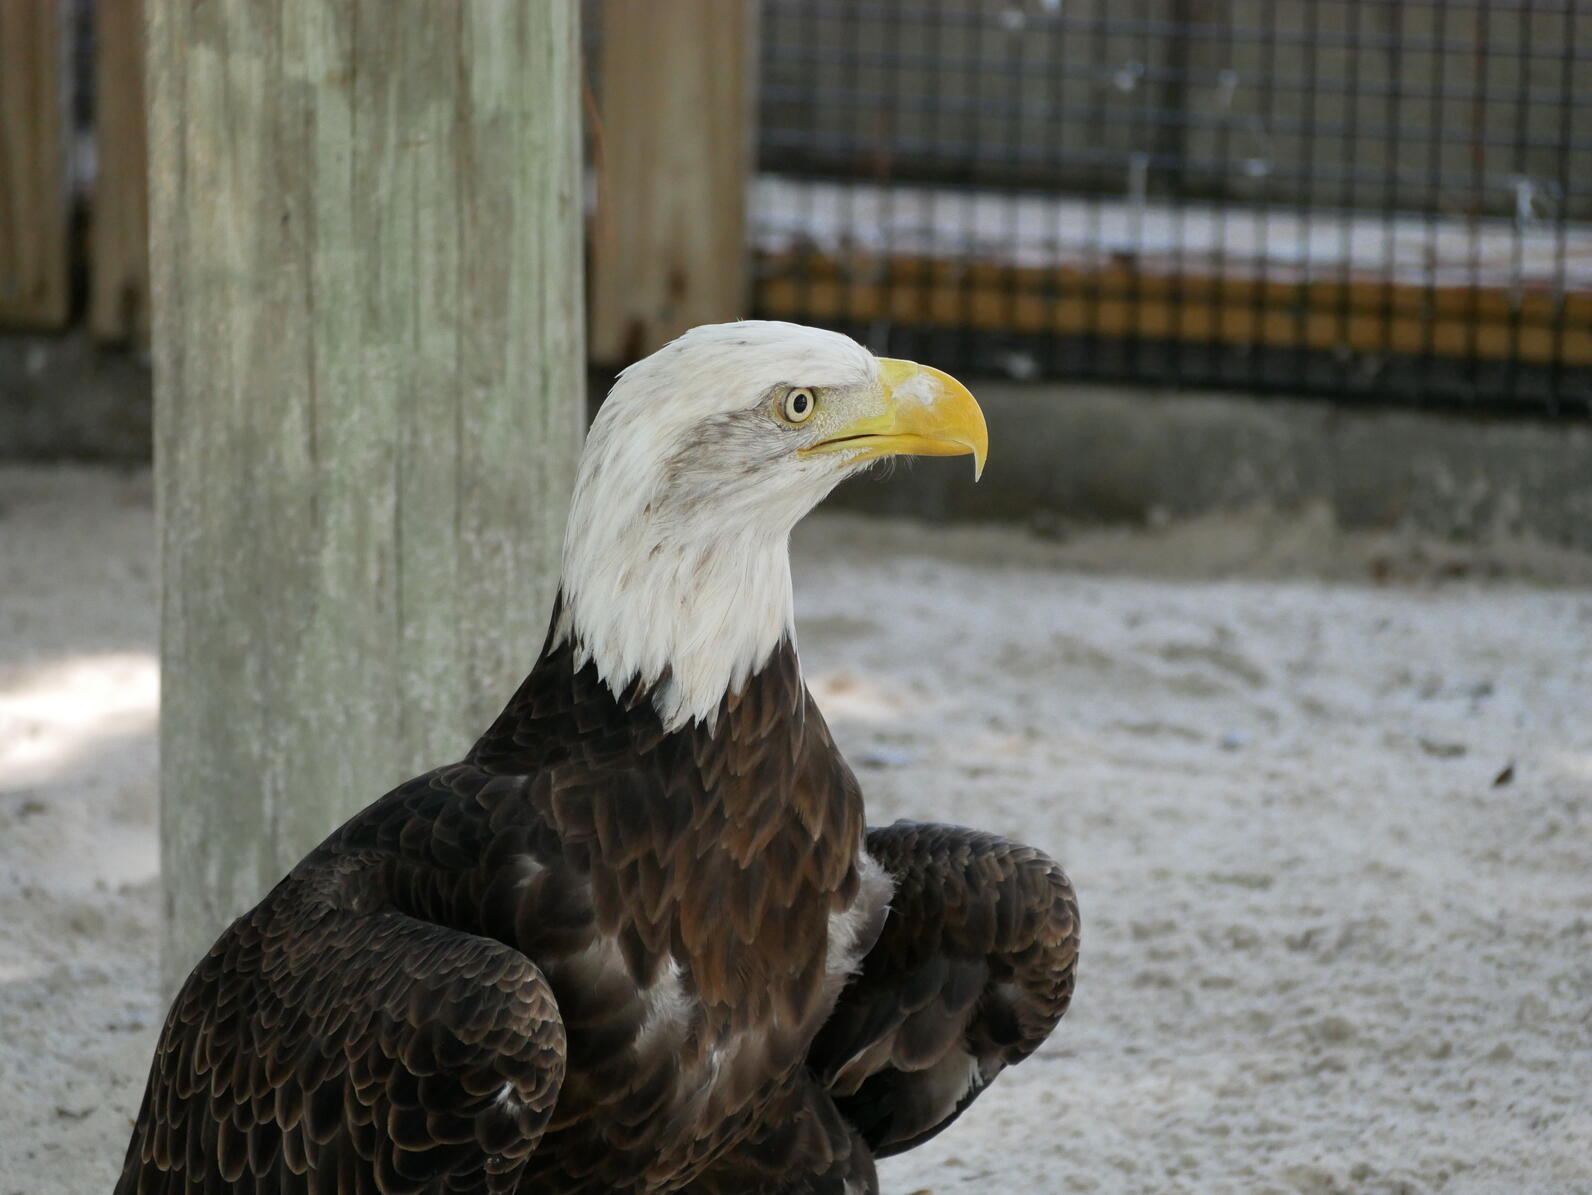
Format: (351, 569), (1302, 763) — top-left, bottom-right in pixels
(557, 320), (987, 730)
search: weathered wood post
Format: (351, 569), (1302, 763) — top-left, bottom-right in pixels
(0, 0), (68, 328)
(90, 0), (150, 342)
(147, 1), (584, 993)
(590, 0), (756, 362)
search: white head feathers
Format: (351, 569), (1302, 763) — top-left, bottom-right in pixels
(555, 321), (880, 730)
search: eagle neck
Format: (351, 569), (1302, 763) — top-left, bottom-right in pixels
(556, 520), (799, 733)
(468, 599), (810, 780)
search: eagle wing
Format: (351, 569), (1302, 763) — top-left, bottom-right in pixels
(809, 820), (1079, 1158)
(115, 856), (565, 1195)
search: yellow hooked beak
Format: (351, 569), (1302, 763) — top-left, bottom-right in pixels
(801, 358), (988, 480)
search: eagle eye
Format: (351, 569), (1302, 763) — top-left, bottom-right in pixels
(779, 387), (816, 425)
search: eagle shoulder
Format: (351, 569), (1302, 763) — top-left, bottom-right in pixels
(116, 841), (566, 1194)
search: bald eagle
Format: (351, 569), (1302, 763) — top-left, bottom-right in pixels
(116, 322), (1079, 1194)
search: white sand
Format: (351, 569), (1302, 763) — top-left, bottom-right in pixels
(2, 463), (1590, 1193)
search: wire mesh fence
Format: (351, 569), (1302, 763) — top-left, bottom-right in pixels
(752, 0), (1592, 414)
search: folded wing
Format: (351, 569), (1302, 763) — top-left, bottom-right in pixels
(809, 821), (1079, 1158)
(115, 857), (565, 1195)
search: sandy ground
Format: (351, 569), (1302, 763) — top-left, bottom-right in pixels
(2, 463), (1590, 1194)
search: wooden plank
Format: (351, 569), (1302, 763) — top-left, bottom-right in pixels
(0, 0), (68, 328)
(89, 0), (149, 341)
(757, 252), (1592, 368)
(150, 0), (585, 993)
(589, 0), (755, 362)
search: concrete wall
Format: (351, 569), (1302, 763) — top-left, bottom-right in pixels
(0, 333), (152, 460)
(6, 344), (1591, 555)
(830, 379), (1592, 554)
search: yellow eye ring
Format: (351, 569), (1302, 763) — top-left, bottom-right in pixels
(780, 387), (816, 424)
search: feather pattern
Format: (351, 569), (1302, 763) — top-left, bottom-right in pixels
(117, 323), (1074, 1193)
(808, 822), (1081, 1160)
(118, 617), (1077, 1193)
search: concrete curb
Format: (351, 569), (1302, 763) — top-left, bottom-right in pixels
(830, 382), (1592, 553)
(6, 346), (1589, 553)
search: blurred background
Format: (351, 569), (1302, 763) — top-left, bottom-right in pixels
(2, 2), (1591, 1192)
(6, 0), (1591, 534)
(749, 0), (1592, 411)
(6, 1), (1591, 432)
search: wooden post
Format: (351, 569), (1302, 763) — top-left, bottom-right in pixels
(148, 0), (585, 993)
(590, 0), (755, 363)
(90, 0), (149, 342)
(0, 0), (68, 328)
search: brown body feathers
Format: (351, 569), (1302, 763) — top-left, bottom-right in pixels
(116, 614), (1079, 1194)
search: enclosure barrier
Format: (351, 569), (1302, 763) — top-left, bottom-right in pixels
(752, 0), (1591, 413)
(6, 1), (1590, 414)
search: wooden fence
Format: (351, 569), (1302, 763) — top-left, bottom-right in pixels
(2, 0), (740, 355)
(0, 0), (147, 340)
